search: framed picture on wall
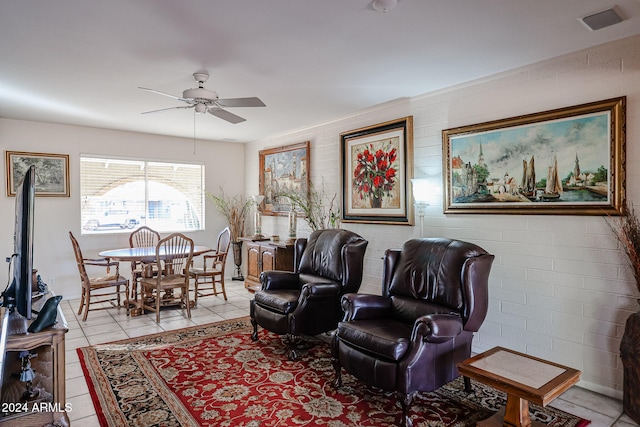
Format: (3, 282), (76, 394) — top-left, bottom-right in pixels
(442, 97), (626, 215)
(259, 141), (311, 215)
(5, 151), (70, 197)
(340, 116), (414, 225)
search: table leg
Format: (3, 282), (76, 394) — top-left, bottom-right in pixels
(503, 394), (531, 427)
(477, 394), (547, 427)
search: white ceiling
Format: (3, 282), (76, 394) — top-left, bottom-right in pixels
(1, 0), (640, 143)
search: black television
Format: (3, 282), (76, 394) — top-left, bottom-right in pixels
(4, 165), (35, 319)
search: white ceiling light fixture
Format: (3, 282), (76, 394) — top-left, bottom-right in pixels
(372, 0), (397, 13)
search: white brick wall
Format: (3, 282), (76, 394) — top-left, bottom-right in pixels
(246, 34), (640, 399)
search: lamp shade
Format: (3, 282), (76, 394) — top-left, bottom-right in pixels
(411, 179), (432, 204)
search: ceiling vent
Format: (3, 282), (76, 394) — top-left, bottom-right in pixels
(579, 6), (625, 31)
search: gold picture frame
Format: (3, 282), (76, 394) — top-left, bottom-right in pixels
(6, 151), (70, 197)
(442, 97), (625, 215)
(259, 141), (310, 216)
(341, 117), (414, 225)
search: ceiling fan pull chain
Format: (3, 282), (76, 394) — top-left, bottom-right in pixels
(193, 109), (197, 155)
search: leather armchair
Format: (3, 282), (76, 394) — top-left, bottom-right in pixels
(331, 238), (494, 427)
(250, 229), (368, 360)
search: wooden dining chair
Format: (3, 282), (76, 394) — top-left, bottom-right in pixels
(129, 226), (161, 300)
(69, 232), (130, 321)
(140, 233), (194, 323)
(189, 227), (231, 303)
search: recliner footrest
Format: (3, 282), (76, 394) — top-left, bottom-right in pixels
(254, 289), (300, 313)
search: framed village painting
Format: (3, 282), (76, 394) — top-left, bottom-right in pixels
(341, 116), (414, 225)
(6, 151), (70, 197)
(442, 97), (625, 215)
(259, 141), (310, 216)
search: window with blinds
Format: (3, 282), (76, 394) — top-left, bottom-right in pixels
(80, 155), (204, 234)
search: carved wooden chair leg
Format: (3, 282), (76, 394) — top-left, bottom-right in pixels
(287, 347), (298, 361)
(398, 391), (415, 427)
(249, 301), (260, 341)
(77, 290), (86, 316)
(331, 358), (342, 389)
(193, 276), (200, 305)
(219, 279), (227, 300)
(284, 334), (300, 361)
(250, 318), (259, 341)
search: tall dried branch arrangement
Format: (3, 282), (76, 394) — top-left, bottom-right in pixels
(276, 180), (340, 231)
(608, 201), (640, 293)
(206, 187), (253, 242)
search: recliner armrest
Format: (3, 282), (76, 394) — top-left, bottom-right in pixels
(260, 270), (300, 290)
(412, 313), (463, 343)
(301, 283), (341, 299)
(341, 293), (392, 321)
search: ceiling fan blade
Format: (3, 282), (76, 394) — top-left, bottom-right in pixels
(208, 108), (246, 124)
(139, 87), (186, 101)
(216, 97), (266, 108)
(142, 105), (194, 114)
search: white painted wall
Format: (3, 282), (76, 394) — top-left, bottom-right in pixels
(0, 119), (245, 304)
(244, 34), (640, 399)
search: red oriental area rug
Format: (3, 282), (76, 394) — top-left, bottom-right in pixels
(78, 317), (590, 427)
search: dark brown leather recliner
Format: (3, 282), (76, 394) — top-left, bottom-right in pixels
(250, 229), (368, 360)
(331, 238), (494, 427)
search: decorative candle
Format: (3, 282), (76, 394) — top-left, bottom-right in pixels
(288, 207), (297, 241)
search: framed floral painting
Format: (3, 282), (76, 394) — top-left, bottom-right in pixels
(340, 117), (414, 225)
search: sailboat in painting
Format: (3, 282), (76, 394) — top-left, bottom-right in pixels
(520, 156), (536, 200)
(544, 153), (562, 200)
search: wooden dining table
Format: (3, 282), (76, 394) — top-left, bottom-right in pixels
(98, 245), (212, 316)
(99, 245), (212, 263)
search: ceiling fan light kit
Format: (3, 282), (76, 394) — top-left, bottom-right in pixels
(139, 71), (265, 123)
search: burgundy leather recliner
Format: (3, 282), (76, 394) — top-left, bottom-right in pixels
(250, 229), (368, 360)
(331, 238), (494, 427)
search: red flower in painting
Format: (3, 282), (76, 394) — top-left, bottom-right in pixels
(385, 168), (396, 180)
(352, 141), (398, 207)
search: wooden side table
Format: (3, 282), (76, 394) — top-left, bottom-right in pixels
(457, 346), (581, 427)
(241, 238), (294, 292)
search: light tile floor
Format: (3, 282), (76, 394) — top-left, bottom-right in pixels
(61, 281), (639, 427)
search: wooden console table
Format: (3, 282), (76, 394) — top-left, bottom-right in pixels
(0, 296), (69, 426)
(241, 238), (294, 292)
(457, 346), (581, 427)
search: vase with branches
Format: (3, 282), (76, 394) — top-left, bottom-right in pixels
(206, 187), (253, 280)
(608, 200), (640, 424)
(276, 180), (340, 231)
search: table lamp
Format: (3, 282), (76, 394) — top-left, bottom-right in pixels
(411, 178), (431, 237)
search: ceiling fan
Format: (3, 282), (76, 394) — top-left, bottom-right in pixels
(139, 72), (266, 124)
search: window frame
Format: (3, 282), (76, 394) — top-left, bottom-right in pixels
(80, 154), (205, 235)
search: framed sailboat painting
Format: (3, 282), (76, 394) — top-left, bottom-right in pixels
(442, 97), (626, 215)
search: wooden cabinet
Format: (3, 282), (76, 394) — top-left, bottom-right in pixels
(0, 298), (69, 427)
(241, 239), (295, 292)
